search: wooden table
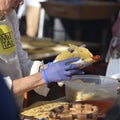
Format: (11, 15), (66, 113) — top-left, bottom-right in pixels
(41, 1), (120, 20)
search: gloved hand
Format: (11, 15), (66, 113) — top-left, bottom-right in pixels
(41, 58), (84, 84)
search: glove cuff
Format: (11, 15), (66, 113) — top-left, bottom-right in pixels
(41, 70), (49, 84)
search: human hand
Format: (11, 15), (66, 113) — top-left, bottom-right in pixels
(41, 58), (84, 84)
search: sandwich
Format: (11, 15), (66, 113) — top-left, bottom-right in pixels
(54, 44), (100, 68)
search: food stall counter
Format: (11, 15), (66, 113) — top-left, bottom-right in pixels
(21, 36), (100, 61)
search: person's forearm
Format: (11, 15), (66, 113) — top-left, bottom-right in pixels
(12, 72), (45, 96)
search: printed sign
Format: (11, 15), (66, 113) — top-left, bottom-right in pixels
(0, 25), (16, 55)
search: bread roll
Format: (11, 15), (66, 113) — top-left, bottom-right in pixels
(55, 44), (96, 63)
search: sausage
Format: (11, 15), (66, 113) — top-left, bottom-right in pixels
(92, 55), (100, 61)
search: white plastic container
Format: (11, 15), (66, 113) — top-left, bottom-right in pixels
(65, 75), (119, 101)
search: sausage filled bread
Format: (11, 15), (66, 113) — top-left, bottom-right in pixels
(54, 44), (100, 67)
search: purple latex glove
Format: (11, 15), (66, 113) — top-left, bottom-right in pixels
(41, 58), (84, 84)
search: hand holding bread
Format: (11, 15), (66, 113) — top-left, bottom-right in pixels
(54, 44), (100, 69)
